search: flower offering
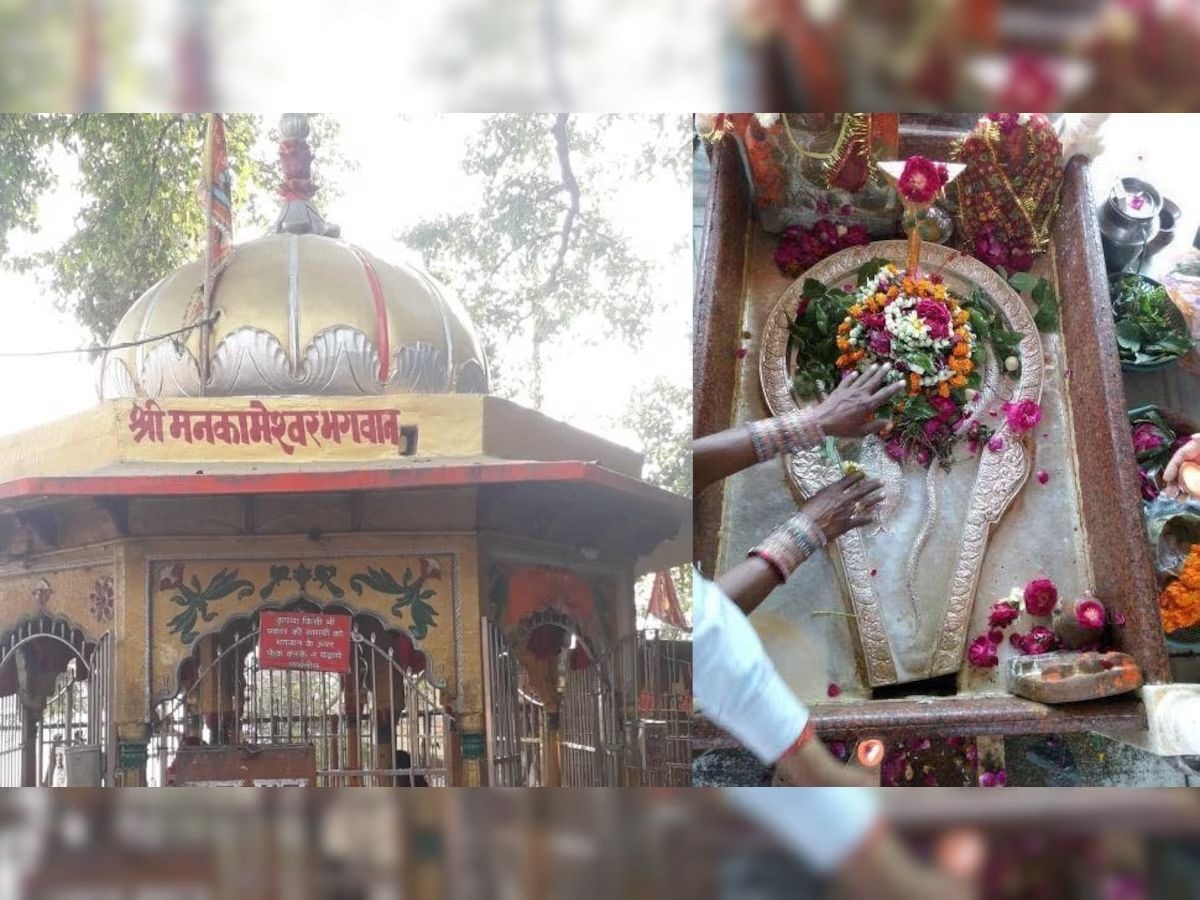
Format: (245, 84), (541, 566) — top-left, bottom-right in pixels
(834, 263), (981, 466)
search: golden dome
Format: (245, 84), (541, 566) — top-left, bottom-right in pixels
(99, 234), (489, 400)
(99, 114), (488, 401)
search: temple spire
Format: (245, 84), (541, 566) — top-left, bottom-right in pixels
(273, 114), (340, 238)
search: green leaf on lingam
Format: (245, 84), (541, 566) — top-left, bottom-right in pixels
(856, 258), (889, 287)
(904, 395), (936, 421)
(905, 352), (935, 375)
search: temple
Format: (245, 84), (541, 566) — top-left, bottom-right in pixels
(0, 115), (690, 786)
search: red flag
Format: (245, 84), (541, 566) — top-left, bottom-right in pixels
(647, 570), (688, 630)
(200, 113), (233, 280)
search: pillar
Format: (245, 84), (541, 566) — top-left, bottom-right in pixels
(114, 543), (151, 786)
(544, 706), (562, 788)
(458, 713), (485, 786)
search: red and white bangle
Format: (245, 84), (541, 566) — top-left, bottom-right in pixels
(750, 511), (828, 581)
(746, 408), (825, 462)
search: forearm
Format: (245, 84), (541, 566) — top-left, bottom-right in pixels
(715, 556), (782, 615)
(694, 407), (825, 494)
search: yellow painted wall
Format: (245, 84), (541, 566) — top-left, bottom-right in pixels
(0, 395), (643, 479)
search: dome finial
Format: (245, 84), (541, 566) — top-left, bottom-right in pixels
(272, 113), (341, 238)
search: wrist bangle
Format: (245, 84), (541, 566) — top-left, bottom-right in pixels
(746, 408), (825, 462)
(749, 511), (828, 581)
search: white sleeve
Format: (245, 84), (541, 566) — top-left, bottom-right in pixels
(725, 788), (882, 875)
(693, 570), (810, 764)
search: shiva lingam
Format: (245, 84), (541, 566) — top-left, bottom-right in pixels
(759, 155), (1045, 687)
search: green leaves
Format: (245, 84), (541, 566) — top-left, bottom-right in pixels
(1031, 280), (1059, 331)
(0, 113), (348, 341)
(856, 257), (889, 287)
(788, 280), (853, 401)
(398, 114), (690, 407)
(1111, 274), (1195, 367)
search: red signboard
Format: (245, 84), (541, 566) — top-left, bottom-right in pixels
(259, 611), (351, 672)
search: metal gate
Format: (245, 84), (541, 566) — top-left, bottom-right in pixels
(560, 658), (619, 787)
(622, 631), (691, 787)
(482, 618), (522, 786)
(482, 618), (547, 787)
(151, 615), (450, 786)
(0, 618), (112, 786)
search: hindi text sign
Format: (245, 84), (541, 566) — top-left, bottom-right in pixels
(258, 611), (351, 673)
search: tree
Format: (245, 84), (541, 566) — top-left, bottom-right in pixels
(619, 376), (691, 499)
(621, 377), (693, 635)
(0, 113), (347, 341)
(398, 113), (690, 408)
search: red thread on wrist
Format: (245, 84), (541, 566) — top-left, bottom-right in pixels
(778, 720), (817, 762)
(749, 549), (788, 583)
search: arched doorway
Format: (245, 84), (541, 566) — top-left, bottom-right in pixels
(0, 616), (112, 786)
(483, 615), (618, 787)
(150, 604), (450, 786)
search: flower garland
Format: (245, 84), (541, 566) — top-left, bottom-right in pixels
(835, 263), (981, 467)
(954, 114), (1063, 274)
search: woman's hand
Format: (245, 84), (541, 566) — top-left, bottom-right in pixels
(814, 363), (905, 438)
(1164, 434), (1200, 498)
(803, 471), (885, 541)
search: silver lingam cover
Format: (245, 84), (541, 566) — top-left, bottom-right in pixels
(760, 241), (1044, 686)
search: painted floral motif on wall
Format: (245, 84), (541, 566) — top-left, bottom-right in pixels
(89, 576), (115, 623)
(156, 557), (446, 644)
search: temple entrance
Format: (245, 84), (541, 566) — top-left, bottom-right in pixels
(0, 617), (113, 786)
(150, 608), (450, 786)
(559, 657), (619, 787)
(483, 617), (618, 786)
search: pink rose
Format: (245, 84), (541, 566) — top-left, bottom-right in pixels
(915, 298), (951, 339)
(1140, 470), (1160, 500)
(1023, 577), (1059, 616)
(967, 634), (999, 668)
(988, 601), (1019, 629)
(930, 395), (958, 422)
(840, 224), (870, 247)
(1075, 596), (1107, 631)
(1002, 399), (1042, 434)
(885, 436), (908, 462)
(1011, 626), (1058, 655)
(859, 312), (885, 330)
(897, 155), (945, 204)
(868, 330), (892, 355)
(1131, 422), (1166, 457)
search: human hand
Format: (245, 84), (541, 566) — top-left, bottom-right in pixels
(802, 472), (885, 541)
(814, 363), (905, 438)
(1163, 434), (1200, 498)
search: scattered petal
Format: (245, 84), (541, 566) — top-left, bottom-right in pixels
(1037, 470), (1050, 485)
(827, 682), (841, 698)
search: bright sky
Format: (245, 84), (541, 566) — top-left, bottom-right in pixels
(0, 114), (691, 454)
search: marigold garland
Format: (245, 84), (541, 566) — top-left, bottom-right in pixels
(1159, 543), (1200, 634)
(835, 263), (980, 467)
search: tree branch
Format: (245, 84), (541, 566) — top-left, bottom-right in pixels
(546, 113), (580, 295)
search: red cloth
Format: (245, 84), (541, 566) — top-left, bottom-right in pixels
(647, 570), (689, 630)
